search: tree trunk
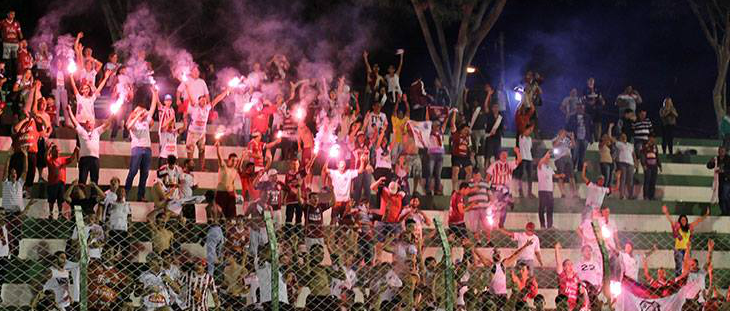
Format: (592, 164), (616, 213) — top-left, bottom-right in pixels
(713, 52), (729, 130)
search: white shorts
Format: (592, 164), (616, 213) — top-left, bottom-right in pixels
(249, 226), (269, 256)
(185, 131), (206, 155)
(464, 208), (493, 233)
(2, 43), (18, 59)
(159, 131), (178, 159)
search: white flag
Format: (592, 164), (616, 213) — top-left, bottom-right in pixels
(407, 120), (432, 149)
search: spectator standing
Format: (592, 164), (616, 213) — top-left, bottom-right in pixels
(559, 88), (580, 122)
(582, 77), (606, 142)
(554, 243), (587, 311)
(391, 94), (410, 160)
(659, 97), (679, 155)
(65, 105), (111, 184)
(536, 151), (564, 228)
(615, 133), (637, 200)
(181, 259), (221, 311)
(448, 182), (469, 242)
(566, 103), (592, 171)
(69, 69), (111, 125)
(156, 94), (180, 167)
(598, 125), (616, 186)
(124, 88), (159, 202)
(632, 109), (653, 155)
(552, 129), (575, 198)
(384, 51), (404, 102)
(640, 136), (661, 200)
(183, 79), (229, 171)
(2, 154), (27, 257)
(708, 146), (730, 215)
(470, 84), (494, 170)
(424, 109), (450, 196)
(362, 51), (385, 115)
(46, 144), (78, 218)
(205, 217), (226, 276)
(214, 140), (239, 219)
(580, 162), (615, 220)
(450, 113), (473, 195)
(661, 205), (709, 275)
(615, 85), (643, 118)
(322, 157), (366, 225)
(1, 11), (22, 64)
(515, 125), (535, 198)
(483, 103), (504, 169)
(465, 172), (492, 245)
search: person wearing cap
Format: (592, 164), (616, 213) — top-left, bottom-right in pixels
(156, 93), (181, 168)
(496, 222), (543, 270)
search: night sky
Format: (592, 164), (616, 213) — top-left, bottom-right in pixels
(4, 0), (718, 138)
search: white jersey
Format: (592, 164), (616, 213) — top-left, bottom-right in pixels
(188, 104), (212, 134)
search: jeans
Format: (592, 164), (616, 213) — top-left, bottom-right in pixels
(720, 182), (730, 216)
(351, 172), (372, 204)
(125, 147), (152, 200)
(572, 139), (589, 170)
(78, 156), (100, 184)
(674, 249), (685, 277)
(600, 162), (614, 186)
(425, 153), (444, 193)
(662, 124), (675, 154)
(643, 165), (658, 200)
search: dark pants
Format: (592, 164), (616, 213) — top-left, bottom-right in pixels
(643, 165), (658, 200)
(25, 152), (37, 188)
(600, 162), (614, 186)
(515, 160), (533, 195)
(285, 203), (303, 225)
(5, 211), (22, 257)
(572, 139), (588, 170)
(78, 156), (100, 184)
(720, 181), (730, 216)
(125, 147), (152, 200)
(538, 191), (554, 228)
(351, 172), (372, 204)
(46, 183), (65, 211)
(662, 124), (675, 154)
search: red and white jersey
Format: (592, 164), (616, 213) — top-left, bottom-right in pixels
(17, 49), (33, 73)
(248, 140), (265, 168)
(188, 104), (211, 134)
(487, 160), (518, 187)
(181, 271), (217, 311)
(158, 105), (176, 133)
(0, 19), (21, 43)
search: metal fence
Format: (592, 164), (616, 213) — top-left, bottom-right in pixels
(1, 203), (727, 311)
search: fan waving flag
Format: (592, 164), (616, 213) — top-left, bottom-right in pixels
(617, 276), (698, 311)
(407, 120), (432, 149)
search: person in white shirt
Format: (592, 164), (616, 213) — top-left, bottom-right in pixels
(614, 133), (637, 199)
(384, 50), (404, 102)
(576, 244), (603, 291)
(137, 253), (178, 311)
(321, 156), (366, 225)
(552, 129), (576, 198)
(536, 151), (565, 229)
(183, 80), (230, 171)
(33, 252), (79, 311)
(156, 94), (181, 167)
(496, 222), (543, 270)
(65, 104), (112, 184)
(619, 241), (654, 281)
(69, 68), (111, 124)
(363, 101), (388, 142)
(515, 124), (535, 198)
(580, 162), (618, 220)
(71, 213), (105, 259)
(578, 207), (618, 252)
(124, 86), (159, 201)
(256, 246), (289, 307)
(3, 155), (28, 258)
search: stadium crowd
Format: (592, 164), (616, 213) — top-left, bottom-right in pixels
(0, 8), (728, 311)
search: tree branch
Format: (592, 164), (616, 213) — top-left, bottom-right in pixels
(470, 0), (492, 34)
(411, 0), (450, 88)
(463, 0), (507, 72)
(688, 0), (720, 49)
(429, 0), (454, 81)
(452, 2), (474, 84)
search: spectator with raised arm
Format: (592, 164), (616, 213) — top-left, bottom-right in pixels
(496, 222), (543, 270)
(183, 78), (230, 171)
(65, 103), (112, 185)
(555, 243), (588, 311)
(124, 87), (159, 202)
(662, 204), (710, 276)
(537, 150), (564, 228)
(69, 68), (112, 125)
(384, 50), (404, 102)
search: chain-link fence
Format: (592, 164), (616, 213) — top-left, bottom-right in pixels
(1, 200), (729, 311)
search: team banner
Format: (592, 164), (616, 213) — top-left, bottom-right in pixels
(407, 120), (432, 149)
(617, 277), (694, 311)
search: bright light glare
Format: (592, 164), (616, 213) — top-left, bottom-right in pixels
(514, 92), (522, 102)
(276, 131), (283, 139)
(466, 66), (476, 74)
(313, 141), (320, 155)
(215, 132), (225, 140)
(228, 77), (241, 88)
(110, 97), (123, 114)
(295, 107), (305, 120)
(610, 281), (622, 297)
(486, 211), (494, 226)
(601, 225), (612, 239)
(67, 61), (77, 74)
(329, 144), (340, 158)
(181, 71), (188, 82)
(243, 102), (255, 112)
(553, 148), (559, 155)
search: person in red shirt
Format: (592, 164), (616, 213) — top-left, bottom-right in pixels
(450, 112), (473, 195)
(284, 159), (306, 226)
(16, 40), (32, 74)
(247, 131), (281, 172)
(46, 143), (79, 219)
(13, 115), (39, 190)
(371, 177), (405, 260)
(554, 242), (588, 310)
(249, 99), (278, 137)
(88, 247), (130, 310)
(448, 182), (470, 242)
(1, 11), (22, 60)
